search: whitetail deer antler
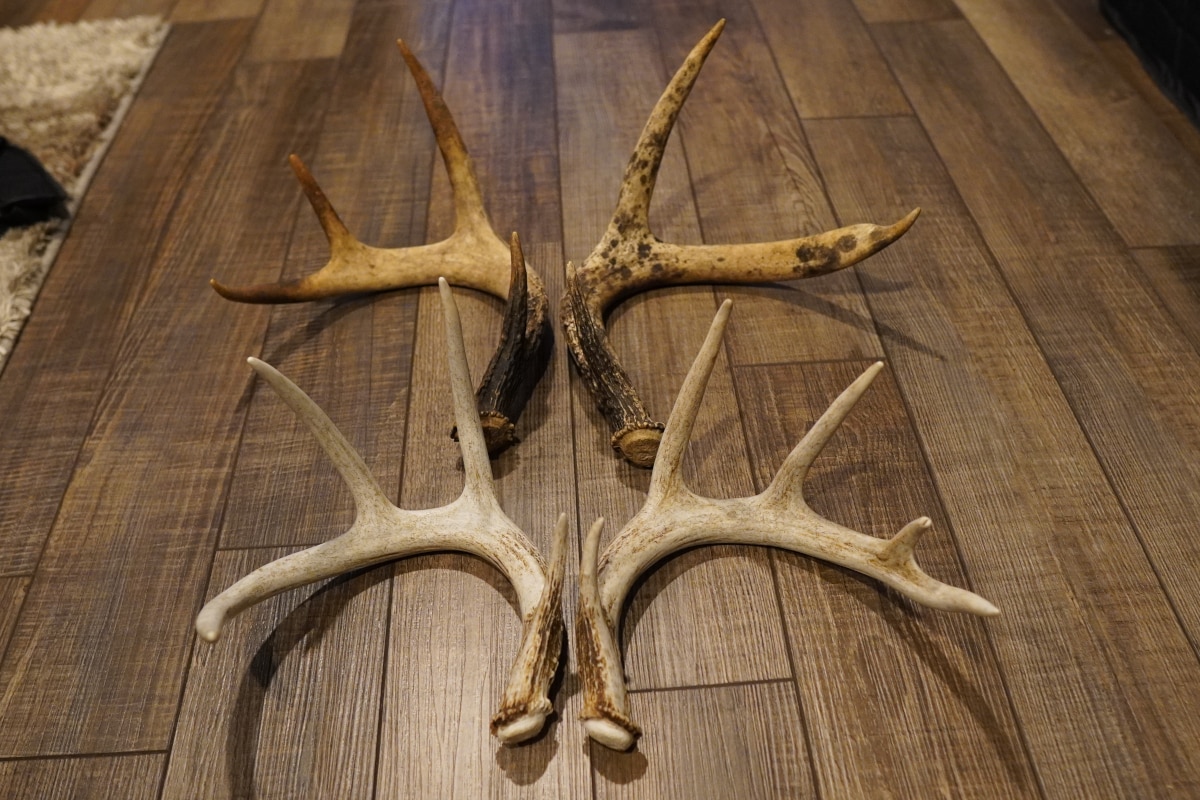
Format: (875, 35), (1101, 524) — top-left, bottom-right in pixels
(576, 300), (998, 751)
(196, 279), (567, 746)
(561, 19), (920, 468)
(210, 40), (552, 457)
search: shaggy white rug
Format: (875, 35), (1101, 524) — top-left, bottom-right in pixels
(0, 15), (169, 373)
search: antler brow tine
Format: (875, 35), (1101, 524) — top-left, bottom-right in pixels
(576, 301), (998, 750)
(561, 18), (920, 467)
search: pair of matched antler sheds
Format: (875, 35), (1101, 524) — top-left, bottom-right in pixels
(199, 21), (999, 751)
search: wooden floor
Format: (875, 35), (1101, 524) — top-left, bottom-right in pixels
(2, 0), (1200, 796)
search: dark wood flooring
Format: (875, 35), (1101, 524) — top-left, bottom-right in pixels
(2, 0), (1199, 796)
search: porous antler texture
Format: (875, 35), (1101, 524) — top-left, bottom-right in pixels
(576, 300), (998, 751)
(196, 279), (566, 745)
(561, 19), (920, 467)
(210, 41), (552, 456)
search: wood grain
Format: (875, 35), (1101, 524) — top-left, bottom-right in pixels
(171, 0), (264, 22)
(592, 682), (815, 798)
(0, 579), (29, 663)
(807, 111), (1200, 796)
(852, 0), (959, 23)
(1098, 38), (1200, 167)
(0, 57), (335, 757)
(555, 24), (791, 691)
(874, 20), (1200, 660)
(739, 361), (1035, 797)
(217, 0), (452, 549)
(1132, 246), (1200, 356)
(749, 0), (910, 118)
(649, 4), (883, 366)
(162, 548), (390, 799)
(0, 20), (252, 577)
(245, 0), (355, 62)
(1050, 0), (1115, 41)
(0, 754), (164, 800)
(952, 0), (1200, 248)
(81, 0), (177, 19)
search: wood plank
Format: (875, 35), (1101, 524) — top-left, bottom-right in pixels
(0, 0), (87, 24)
(171, 0), (263, 22)
(952, 0), (1200, 247)
(749, 0), (910, 118)
(1132, 246), (1200, 356)
(245, 0), (354, 62)
(217, 0), (453, 549)
(1051, 0), (1115, 41)
(555, 24), (791, 691)
(0, 57), (335, 757)
(0, 20), (252, 577)
(373, 3), (591, 794)
(874, 20), (1200, 660)
(0, 754), (164, 799)
(739, 361), (1036, 797)
(807, 111), (1200, 796)
(649, 5), (883, 366)
(852, 0), (959, 23)
(81, 0), (177, 19)
(0, 579), (29, 662)
(1099, 38), (1200, 167)
(161, 548), (390, 799)
(592, 682), (815, 798)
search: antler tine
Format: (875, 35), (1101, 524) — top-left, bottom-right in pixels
(610, 19), (725, 236)
(439, 277), (495, 500)
(396, 38), (490, 234)
(562, 19), (920, 467)
(197, 285), (568, 742)
(647, 299), (732, 502)
(760, 361), (886, 507)
(246, 357), (392, 518)
(210, 44), (553, 458)
(579, 314), (998, 750)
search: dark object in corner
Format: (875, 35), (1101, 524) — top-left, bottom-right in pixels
(0, 137), (68, 235)
(1101, 0), (1200, 128)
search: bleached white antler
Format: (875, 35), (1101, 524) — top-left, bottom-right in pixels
(576, 300), (998, 751)
(196, 278), (566, 745)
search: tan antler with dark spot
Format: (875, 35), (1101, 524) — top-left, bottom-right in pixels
(196, 279), (566, 746)
(576, 300), (998, 750)
(211, 41), (551, 456)
(561, 20), (919, 467)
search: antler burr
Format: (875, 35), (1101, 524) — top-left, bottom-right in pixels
(210, 40), (552, 457)
(576, 300), (998, 751)
(561, 19), (919, 468)
(196, 279), (567, 746)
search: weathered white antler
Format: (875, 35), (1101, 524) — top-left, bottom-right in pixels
(576, 300), (998, 751)
(196, 279), (566, 745)
(211, 41), (552, 456)
(561, 19), (920, 467)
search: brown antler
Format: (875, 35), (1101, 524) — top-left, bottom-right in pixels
(210, 41), (552, 456)
(576, 300), (998, 751)
(196, 279), (566, 745)
(561, 19), (919, 467)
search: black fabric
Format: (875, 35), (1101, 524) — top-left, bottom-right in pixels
(0, 137), (68, 234)
(1101, 0), (1200, 127)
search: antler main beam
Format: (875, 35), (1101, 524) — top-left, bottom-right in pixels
(210, 41), (552, 457)
(561, 19), (919, 468)
(576, 300), (998, 751)
(196, 279), (566, 746)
